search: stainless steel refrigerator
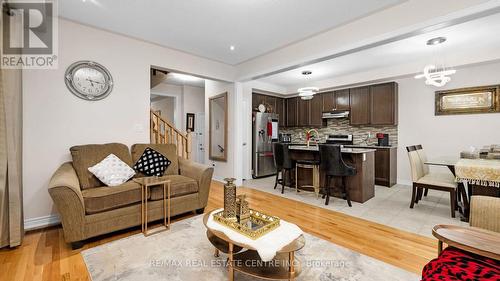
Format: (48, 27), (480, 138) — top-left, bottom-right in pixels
(252, 112), (279, 178)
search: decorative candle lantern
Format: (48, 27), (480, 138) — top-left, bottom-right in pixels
(223, 178), (237, 221)
(236, 194), (250, 224)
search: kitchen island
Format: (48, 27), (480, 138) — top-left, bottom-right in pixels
(287, 145), (376, 203)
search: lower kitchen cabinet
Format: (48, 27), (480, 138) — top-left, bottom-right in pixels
(374, 147), (397, 187)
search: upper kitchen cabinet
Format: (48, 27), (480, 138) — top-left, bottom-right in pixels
(286, 97), (298, 127)
(335, 89), (350, 110)
(309, 94), (323, 127)
(264, 95), (277, 113)
(297, 98), (310, 127)
(252, 93), (266, 111)
(275, 97), (286, 126)
(322, 91), (335, 111)
(370, 82), (398, 125)
(349, 86), (370, 125)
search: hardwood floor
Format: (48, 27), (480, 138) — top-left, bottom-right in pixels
(0, 181), (436, 280)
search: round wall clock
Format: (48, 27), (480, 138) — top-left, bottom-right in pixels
(65, 61), (113, 100)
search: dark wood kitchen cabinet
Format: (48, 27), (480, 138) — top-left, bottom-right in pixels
(309, 94), (323, 126)
(252, 93), (266, 111)
(275, 97), (286, 126)
(374, 147), (397, 187)
(264, 95), (277, 113)
(335, 89), (350, 110)
(349, 86), (370, 125)
(370, 82), (398, 125)
(286, 97), (298, 127)
(297, 98), (310, 127)
(322, 91), (335, 111)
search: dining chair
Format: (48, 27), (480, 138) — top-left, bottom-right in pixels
(415, 144), (430, 197)
(272, 143), (294, 194)
(406, 145), (458, 217)
(319, 144), (356, 207)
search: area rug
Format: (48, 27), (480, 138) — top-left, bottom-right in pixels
(82, 215), (419, 281)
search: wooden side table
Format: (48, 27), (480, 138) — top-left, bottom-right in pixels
(133, 177), (171, 236)
(432, 224), (500, 260)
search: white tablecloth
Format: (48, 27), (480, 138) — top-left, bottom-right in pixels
(206, 209), (303, 262)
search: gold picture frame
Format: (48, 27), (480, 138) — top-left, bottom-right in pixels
(435, 85), (500, 115)
(209, 92), (228, 162)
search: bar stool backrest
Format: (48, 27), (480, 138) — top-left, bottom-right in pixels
(273, 143), (294, 170)
(319, 144), (356, 177)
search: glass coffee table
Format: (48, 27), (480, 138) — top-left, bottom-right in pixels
(203, 212), (305, 281)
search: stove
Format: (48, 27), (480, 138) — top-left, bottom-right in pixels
(326, 134), (353, 145)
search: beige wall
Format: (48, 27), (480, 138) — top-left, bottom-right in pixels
(22, 19), (234, 228)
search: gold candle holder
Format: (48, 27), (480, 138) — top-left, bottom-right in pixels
(223, 178), (237, 222)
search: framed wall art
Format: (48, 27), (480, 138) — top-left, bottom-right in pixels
(435, 85), (500, 115)
(186, 113), (195, 132)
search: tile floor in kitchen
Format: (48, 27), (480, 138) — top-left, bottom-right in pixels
(243, 176), (468, 237)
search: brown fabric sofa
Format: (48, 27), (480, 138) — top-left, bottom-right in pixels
(48, 143), (213, 248)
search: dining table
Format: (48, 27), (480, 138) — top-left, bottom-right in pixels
(425, 157), (500, 221)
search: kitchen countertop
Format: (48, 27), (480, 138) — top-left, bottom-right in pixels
(288, 145), (376, 154)
(346, 144), (397, 149)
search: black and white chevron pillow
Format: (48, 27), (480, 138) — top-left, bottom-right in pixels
(133, 147), (171, 176)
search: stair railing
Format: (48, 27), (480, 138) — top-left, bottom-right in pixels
(150, 110), (192, 159)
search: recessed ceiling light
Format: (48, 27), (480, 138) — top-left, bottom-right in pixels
(301, 70), (312, 75)
(229, 45), (235, 51)
(426, 37), (447, 46)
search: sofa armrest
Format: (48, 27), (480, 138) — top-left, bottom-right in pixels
(48, 162), (86, 242)
(178, 158), (214, 207)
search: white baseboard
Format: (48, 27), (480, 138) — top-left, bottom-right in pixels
(24, 214), (61, 231)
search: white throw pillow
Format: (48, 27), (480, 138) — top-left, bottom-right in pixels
(88, 154), (136, 186)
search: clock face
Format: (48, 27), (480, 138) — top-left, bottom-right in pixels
(65, 61), (113, 100)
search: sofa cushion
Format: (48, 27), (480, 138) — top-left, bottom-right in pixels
(149, 175), (198, 200)
(88, 154), (136, 186)
(71, 143), (133, 189)
(133, 147), (171, 176)
(131, 144), (178, 176)
(82, 181), (143, 214)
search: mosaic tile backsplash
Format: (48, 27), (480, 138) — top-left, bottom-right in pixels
(281, 118), (398, 146)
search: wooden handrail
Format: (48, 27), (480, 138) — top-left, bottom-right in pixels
(150, 110), (192, 159)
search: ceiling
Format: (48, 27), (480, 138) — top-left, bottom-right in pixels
(59, 0), (405, 65)
(259, 12), (500, 92)
(162, 73), (205, 88)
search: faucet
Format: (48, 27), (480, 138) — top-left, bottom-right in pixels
(306, 129), (319, 147)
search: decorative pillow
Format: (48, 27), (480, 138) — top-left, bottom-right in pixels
(133, 147), (171, 176)
(88, 154), (136, 186)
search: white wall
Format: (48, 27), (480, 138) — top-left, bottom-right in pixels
(204, 80), (238, 183)
(151, 97), (175, 124)
(396, 61), (500, 184)
(22, 19), (234, 226)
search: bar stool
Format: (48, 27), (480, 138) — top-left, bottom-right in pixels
(295, 158), (320, 198)
(319, 144), (356, 207)
(272, 143), (295, 194)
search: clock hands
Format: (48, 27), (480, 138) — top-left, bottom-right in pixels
(85, 78), (106, 85)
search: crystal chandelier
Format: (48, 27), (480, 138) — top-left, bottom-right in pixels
(414, 37), (456, 87)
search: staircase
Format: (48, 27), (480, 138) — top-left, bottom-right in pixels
(150, 110), (192, 159)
